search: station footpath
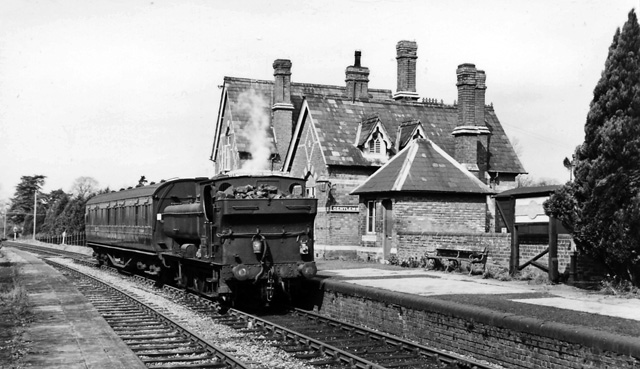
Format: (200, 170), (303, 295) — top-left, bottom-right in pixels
(2, 246), (145, 369)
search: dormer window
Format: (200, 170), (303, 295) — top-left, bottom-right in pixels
(368, 132), (383, 154)
(396, 120), (426, 151)
(356, 115), (392, 162)
(363, 128), (390, 161)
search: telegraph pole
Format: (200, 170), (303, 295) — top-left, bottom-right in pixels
(33, 191), (37, 240)
(2, 208), (6, 239)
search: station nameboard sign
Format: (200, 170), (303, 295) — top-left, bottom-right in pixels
(514, 196), (549, 224)
(330, 205), (359, 213)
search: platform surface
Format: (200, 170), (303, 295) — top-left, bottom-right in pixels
(3, 246), (146, 369)
(317, 263), (640, 322)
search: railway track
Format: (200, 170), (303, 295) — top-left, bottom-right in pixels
(46, 259), (252, 369)
(10, 242), (500, 369)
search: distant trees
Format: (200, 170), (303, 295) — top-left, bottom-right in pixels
(8, 175), (46, 233)
(71, 176), (99, 198)
(6, 175), (100, 237)
(545, 10), (640, 286)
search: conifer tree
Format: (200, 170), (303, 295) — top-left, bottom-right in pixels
(547, 10), (640, 285)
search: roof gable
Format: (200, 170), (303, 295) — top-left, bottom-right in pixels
(396, 120), (426, 150)
(351, 138), (494, 195)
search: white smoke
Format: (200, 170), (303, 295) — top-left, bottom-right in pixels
(237, 89), (272, 171)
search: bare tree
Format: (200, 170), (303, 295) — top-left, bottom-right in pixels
(71, 177), (99, 198)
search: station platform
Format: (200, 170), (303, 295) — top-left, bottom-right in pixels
(312, 259), (640, 368)
(315, 261), (640, 322)
(1, 246), (145, 369)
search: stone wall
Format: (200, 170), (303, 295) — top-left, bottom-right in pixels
(312, 281), (640, 369)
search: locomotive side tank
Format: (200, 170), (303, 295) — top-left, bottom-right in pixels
(85, 173), (317, 306)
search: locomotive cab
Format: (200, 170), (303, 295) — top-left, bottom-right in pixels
(160, 173), (317, 307)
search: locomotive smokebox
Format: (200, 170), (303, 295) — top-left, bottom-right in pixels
(162, 203), (203, 243)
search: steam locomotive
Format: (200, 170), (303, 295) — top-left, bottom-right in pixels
(85, 173), (317, 307)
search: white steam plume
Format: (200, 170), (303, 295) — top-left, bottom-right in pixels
(237, 89), (271, 171)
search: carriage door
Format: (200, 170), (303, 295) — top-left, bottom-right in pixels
(382, 200), (393, 261)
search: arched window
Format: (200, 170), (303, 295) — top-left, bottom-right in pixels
(368, 131), (384, 154)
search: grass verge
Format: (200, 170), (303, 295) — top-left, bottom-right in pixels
(0, 249), (31, 368)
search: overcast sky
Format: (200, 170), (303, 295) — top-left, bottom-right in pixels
(0, 0), (637, 200)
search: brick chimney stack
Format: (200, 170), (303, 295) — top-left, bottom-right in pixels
(345, 50), (370, 101)
(272, 59), (294, 163)
(393, 40), (419, 101)
(452, 63), (490, 182)
(456, 63), (477, 126)
(475, 70), (487, 127)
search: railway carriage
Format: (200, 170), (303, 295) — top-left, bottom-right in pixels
(85, 173), (317, 306)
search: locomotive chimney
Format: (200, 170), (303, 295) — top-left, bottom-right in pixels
(272, 59), (294, 164)
(345, 50), (370, 102)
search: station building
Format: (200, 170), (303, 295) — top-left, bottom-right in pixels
(210, 41), (526, 260)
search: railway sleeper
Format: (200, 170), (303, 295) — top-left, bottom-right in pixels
(382, 360), (430, 368)
(117, 328), (175, 336)
(307, 358), (341, 367)
(129, 343), (201, 351)
(135, 348), (206, 356)
(281, 344), (311, 353)
(112, 321), (167, 327)
(141, 354), (213, 364)
(294, 351), (323, 359)
(125, 339), (188, 346)
(97, 307), (145, 313)
(127, 338), (195, 350)
(121, 332), (182, 340)
(358, 346), (403, 354)
(104, 314), (155, 320)
(147, 362), (228, 369)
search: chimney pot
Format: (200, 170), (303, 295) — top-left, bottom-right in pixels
(354, 50), (361, 67)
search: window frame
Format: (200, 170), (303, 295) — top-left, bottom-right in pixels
(366, 200), (376, 234)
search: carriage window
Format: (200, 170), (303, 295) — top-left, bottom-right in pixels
(135, 205), (139, 226)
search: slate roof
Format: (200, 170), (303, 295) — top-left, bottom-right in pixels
(351, 139), (494, 195)
(303, 94), (525, 174)
(214, 77), (392, 158)
(215, 77), (526, 175)
(495, 185), (561, 199)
